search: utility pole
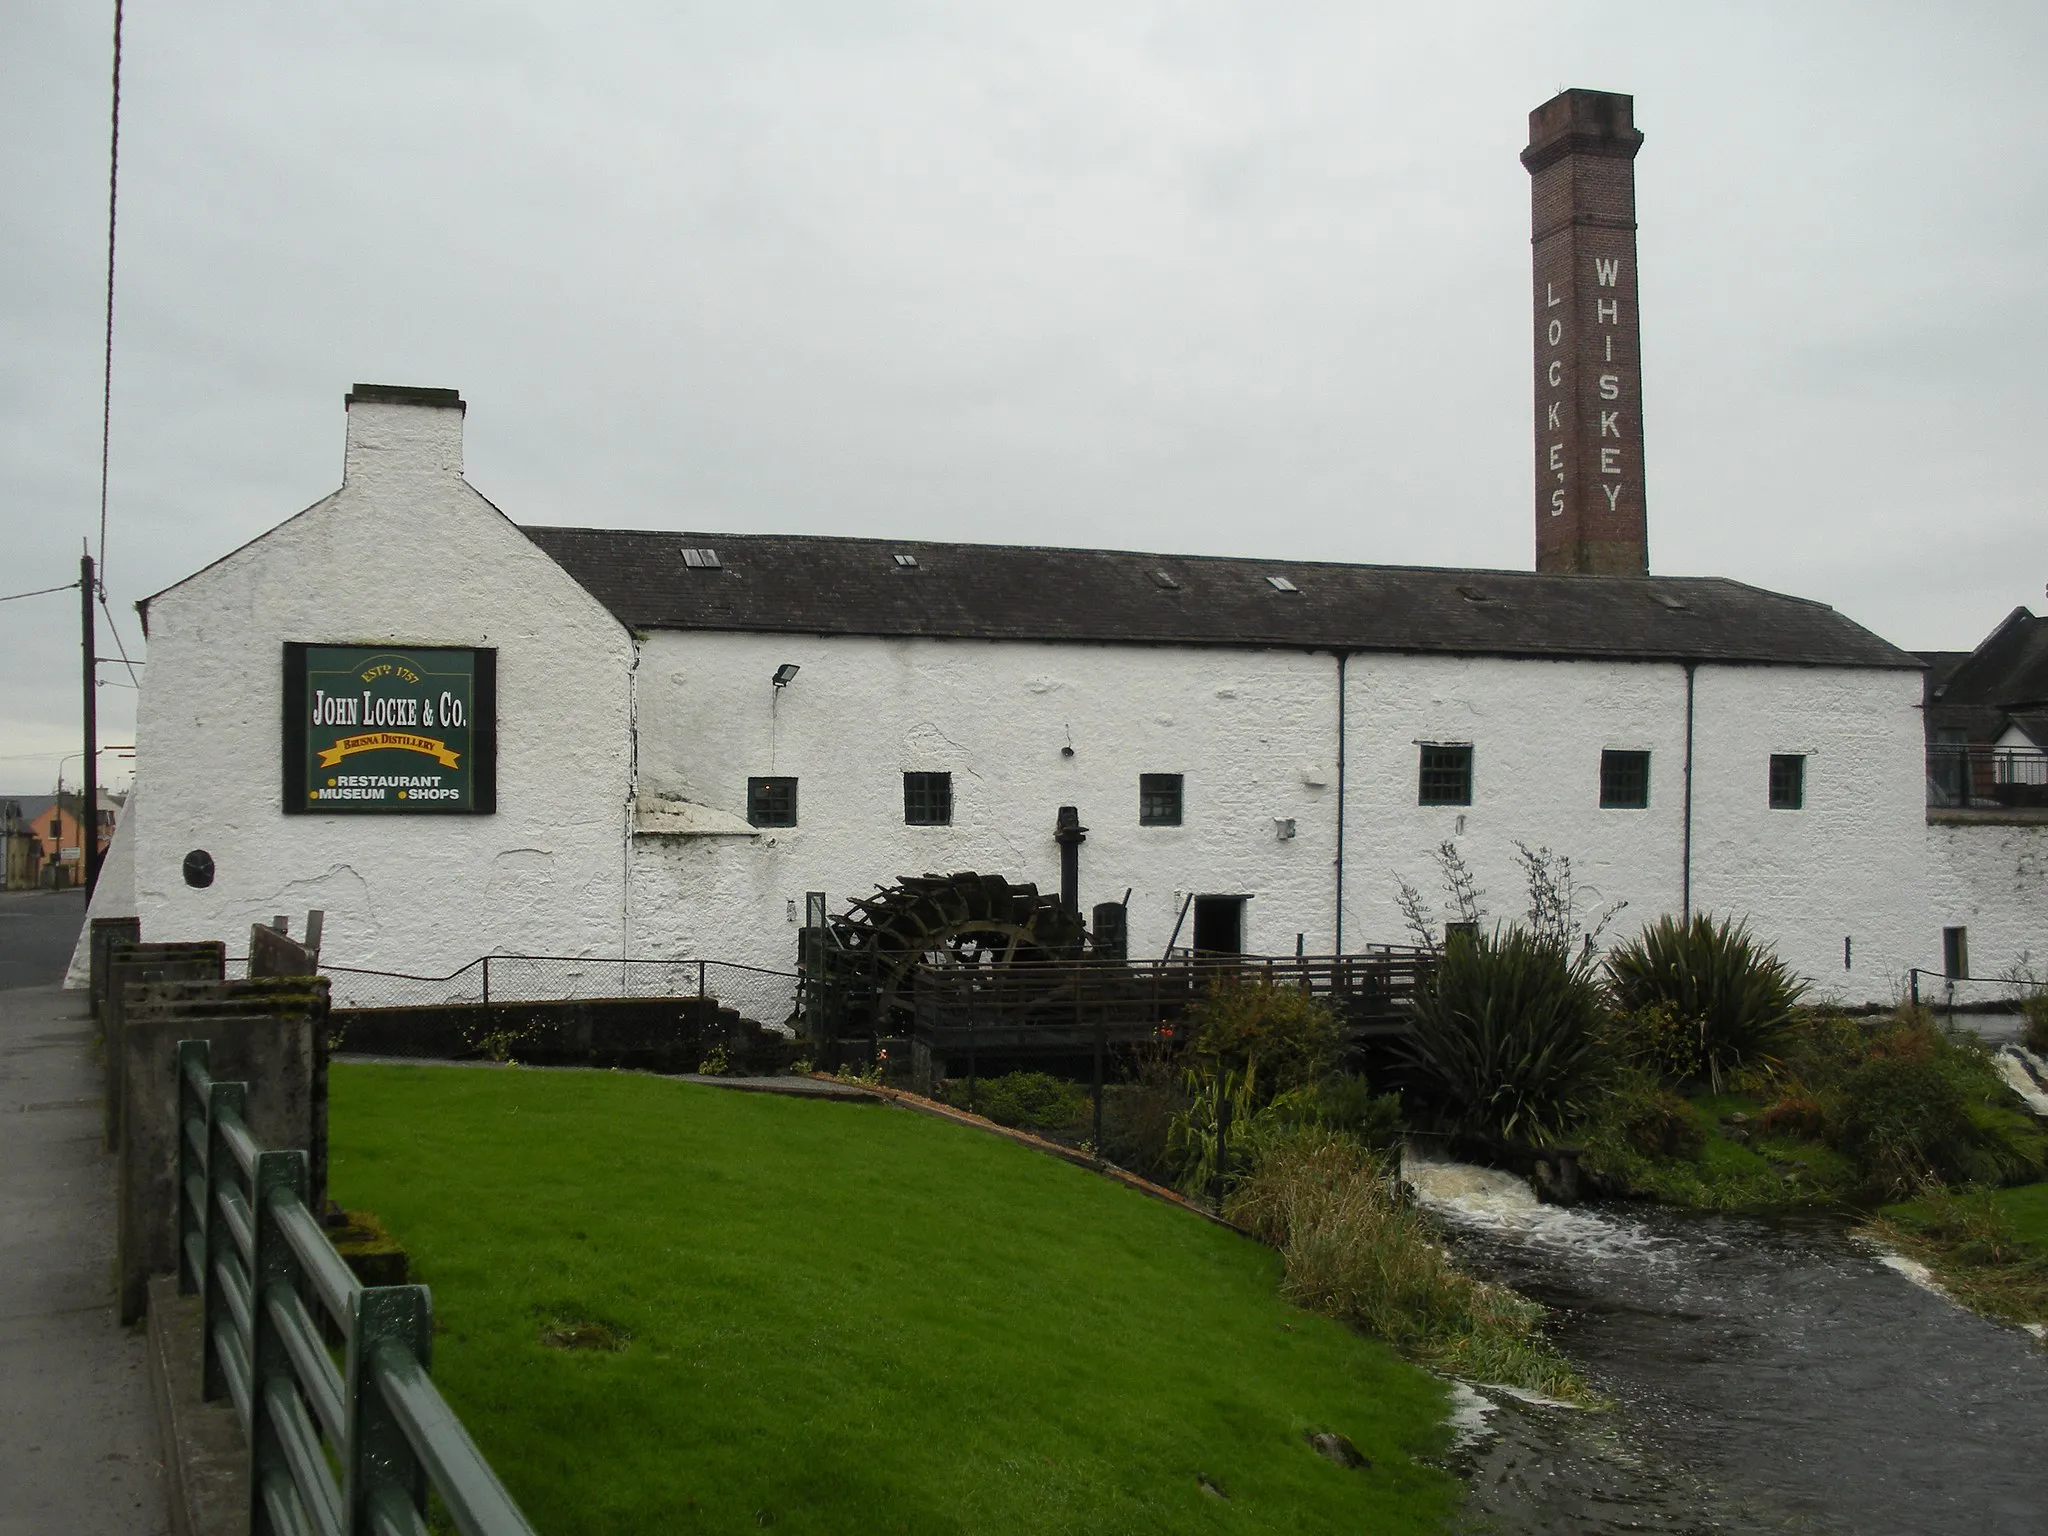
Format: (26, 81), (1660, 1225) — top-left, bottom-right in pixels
(81, 550), (100, 896)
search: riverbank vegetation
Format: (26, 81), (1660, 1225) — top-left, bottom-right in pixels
(330, 1063), (1465, 1535)
(1384, 848), (2045, 1215)
(1574, 1011), (2046, 1211)
(1868, 1182), (2048, 1327)
(1380, 845), (2048, 1335)
(939, 979), (1589, 1401)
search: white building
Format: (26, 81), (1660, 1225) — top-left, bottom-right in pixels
(73, 384), (2042, 1009)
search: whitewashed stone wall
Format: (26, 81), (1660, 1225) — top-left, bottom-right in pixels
(627, 633), (1954, 1003)
(626, 633), (1344, 968)
(120, 397), (634, 981)
(1924, 822), (2048, 992)
(1688, 665), (1930, 1001)
(1340, 654), (1691, 961)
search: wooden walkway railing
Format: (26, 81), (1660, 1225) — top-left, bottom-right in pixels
(175, 1038), (536, 1536)
(906, 948), (1432, 1055)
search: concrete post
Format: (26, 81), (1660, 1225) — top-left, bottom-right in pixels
(118, 1010), (315, 1324)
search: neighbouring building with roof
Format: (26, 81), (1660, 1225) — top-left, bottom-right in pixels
(1919, 606), (2048, 985)
(69, 89), (2047, 1004)
(5, 791), (122, 891)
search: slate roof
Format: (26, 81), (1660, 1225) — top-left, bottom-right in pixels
(521, 527), (1919, 670)
(1924, 608), (2048, 745)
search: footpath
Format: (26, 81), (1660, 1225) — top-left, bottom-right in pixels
(0, 982), (171, 1535)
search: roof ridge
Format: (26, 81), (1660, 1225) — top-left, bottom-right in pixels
(518, 525), (1744, 585)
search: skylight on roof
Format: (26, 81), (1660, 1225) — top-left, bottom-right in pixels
(1457, 585), (1495, 604)
(893, 553), (919, 568)
(1652, 591), (1690, 611)
(681, 547), (721, 569)
(1151, 570), (1181, 590)
(1266, 576), (1299, 594)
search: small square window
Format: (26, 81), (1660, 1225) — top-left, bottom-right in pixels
(1418, 744), (1473, 806)
(747, 776), (797, 828)
(1769, 753), (1805, 810)
(1600, 750), (1650, 809)
(1139, 773), (1184, 826)
(903, 771), (953, 826)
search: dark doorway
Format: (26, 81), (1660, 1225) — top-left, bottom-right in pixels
(1192, 895), (1247, 956)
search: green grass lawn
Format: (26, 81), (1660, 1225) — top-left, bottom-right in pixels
(1992, 1181), (2048, 1251)
(1583, 1090), (1858, 1210)
(1873, 1179), (2048, 1328)
(328, 1064), (1461, 1535)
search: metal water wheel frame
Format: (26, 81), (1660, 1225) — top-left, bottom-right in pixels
(821, 871), (1091, 1038)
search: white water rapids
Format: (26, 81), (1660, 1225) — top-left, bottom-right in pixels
(1400, 1144), (1671, 1266)
(1392, 1143), (2048, 1535)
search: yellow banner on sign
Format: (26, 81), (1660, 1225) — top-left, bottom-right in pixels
(316, 732), (462, 769)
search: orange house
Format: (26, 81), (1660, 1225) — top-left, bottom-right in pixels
(1, 792), (120, 890)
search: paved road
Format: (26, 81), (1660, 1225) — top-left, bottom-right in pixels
(0, 983), (171, 1535)
(0, 889), (87, 990)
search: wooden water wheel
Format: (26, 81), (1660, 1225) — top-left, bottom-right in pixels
(817, 871), (1090, 1039)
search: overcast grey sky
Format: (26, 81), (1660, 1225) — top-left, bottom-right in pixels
(5, 2), (2044, 791)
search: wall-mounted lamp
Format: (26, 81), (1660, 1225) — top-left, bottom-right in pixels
(772, 663), (801, 690)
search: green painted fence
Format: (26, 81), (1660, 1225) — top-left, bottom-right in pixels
(176, 1038), (536, 1536)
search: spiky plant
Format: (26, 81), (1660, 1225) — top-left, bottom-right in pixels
(1606, 914), (1806, 1090)
(1399, 926), (1610, 1144)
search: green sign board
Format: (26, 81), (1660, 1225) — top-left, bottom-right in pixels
(283, 643), (496, 814)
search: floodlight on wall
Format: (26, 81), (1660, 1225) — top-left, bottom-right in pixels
(772, 663), (801, 689)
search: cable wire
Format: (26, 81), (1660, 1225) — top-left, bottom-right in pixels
(0, 581), (83, 604)
(97, 588), (143, 687)
(97, 0), (125, 590)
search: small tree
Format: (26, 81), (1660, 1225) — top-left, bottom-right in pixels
(1399, 926), (1610, 1145)
(1606, 914), (1805, 1092)
(1181, 978), (1342, 1105)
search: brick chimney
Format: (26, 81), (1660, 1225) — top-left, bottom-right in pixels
(342, 384), (466, 488)
(1523, 90), (1648, 575)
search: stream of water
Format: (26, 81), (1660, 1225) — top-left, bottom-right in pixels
(1404, 1151), (2048, 1534)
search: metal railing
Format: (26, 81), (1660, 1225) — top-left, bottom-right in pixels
(320, 954), (800, 1028)
(175, 1038), (536, 1536)
(1927, 743), (2048, 809)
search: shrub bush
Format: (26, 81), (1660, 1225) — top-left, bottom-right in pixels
(945, 1071), (1088, 1136)
(2022, 993), (2048, 1058)
(1181, 980), (1342, 1105)
(1296, 1071), (1406, 1149)
(1768, 1009), (1871, 1095)
(1611, 1081), (1709, 1160)
(1399, 925), (1609, 1144)
(1614, 1002), (1708, 1083)
(1098, 1052), (1189, 1181)
(1757, 1093), (1827, 1140)
(1606, 914), (1805, 1090)
(1828, 1023), (2047, 1195)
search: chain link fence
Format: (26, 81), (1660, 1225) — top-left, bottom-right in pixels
(321, 954), (802, 1032)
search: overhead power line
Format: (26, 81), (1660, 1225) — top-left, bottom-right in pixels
(0, 580), (83, 604)
(97, 588), (143, 686)
(97, 0), (125, 589)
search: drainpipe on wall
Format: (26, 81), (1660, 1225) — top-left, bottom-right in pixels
(1334, 651), (1348, 954)
(1682, 661), (1697, 922)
